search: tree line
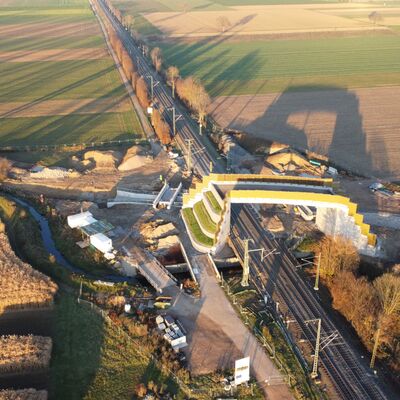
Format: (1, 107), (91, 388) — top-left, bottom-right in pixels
(101, 0), (171, 145)
(101, 0), (212, 142)
(314, 236), (399, 375)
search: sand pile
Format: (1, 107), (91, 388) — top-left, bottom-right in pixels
(29, 166), (73, 179)
(156, 235), (180, 254)
(263, 215), (284, 232)
(83, 150), (122, 170)
(118, 146), (152, 171)
(141, 222), (177, 241)
(264, 148), (313, 173)
(269, 142), (290, 155)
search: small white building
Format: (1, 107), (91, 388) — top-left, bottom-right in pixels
(90, 233), (113, 254)
(67, 211), (96, 229)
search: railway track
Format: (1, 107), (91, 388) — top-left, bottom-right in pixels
(231, 205), (386, 400)
(96, 2), (389, 398)
(98, 0), (222, 176)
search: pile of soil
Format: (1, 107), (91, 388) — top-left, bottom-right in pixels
(83, 150), (122, 170)
(118, 146), (152, 171)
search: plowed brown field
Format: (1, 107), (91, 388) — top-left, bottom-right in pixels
(210, 86), (400, 180)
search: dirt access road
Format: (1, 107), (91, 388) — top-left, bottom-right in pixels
(166, 254), (292, 400)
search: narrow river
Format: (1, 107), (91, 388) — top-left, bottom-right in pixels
(9, 195), (134, 283)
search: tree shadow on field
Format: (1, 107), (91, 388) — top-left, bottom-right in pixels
(243, 85), (391, 178)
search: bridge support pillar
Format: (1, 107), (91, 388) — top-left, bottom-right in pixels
(315, 207), (369, 251)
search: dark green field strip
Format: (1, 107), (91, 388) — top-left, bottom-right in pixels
(0, 35), (104, 51)
(0, 112), (143, 146)
(0, 59), (126, 102)
(158, 35), (400, 95)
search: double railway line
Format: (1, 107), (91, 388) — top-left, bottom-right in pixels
(97, 2), (389, 398)
(230, 205), (386, 400)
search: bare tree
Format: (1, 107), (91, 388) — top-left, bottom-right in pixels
(370, 273), (400, 366)
(131, 71), (139, 90)
(122, 14), (134, 30)
(150, 47), (163, 72)
(121, 49), (134, 77)
(369, 11), (383, 25)
(0, 158), (11, 182)
(151, 109), (171, 145)
(166, 66), (179, 98)
(136, 77), (150, 109)
(192, 83), (210, 134)
(317, 236), (359, 280)
(374, 273), (400, 317)
(216, 16), (231, 33)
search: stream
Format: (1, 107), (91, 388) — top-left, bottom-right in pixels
(9, 195), (135, 284)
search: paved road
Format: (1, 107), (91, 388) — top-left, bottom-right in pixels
(230, 205), (387, 400)
(168, 254), (293, 400)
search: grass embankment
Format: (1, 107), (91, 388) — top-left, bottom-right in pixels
(204, 190), (222, 214)
(157, 35), (400, 96)
(182, 208), (213, 247)
(193, 200), (216, 234)
(50, 294), (179, 400)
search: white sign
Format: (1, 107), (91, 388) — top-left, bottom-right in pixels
(234, 356), (250, 386)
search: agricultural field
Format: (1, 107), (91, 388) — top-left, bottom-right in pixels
(110, 0), (400, 179)
(0, 225), (58, 313)
(0, 0), (144, 149)
(0, 335), (52, 374)
(144, 4), (387, 38)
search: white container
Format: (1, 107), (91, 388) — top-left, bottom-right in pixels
(90, 233), (113, 254)
(67, 211), (96, 228)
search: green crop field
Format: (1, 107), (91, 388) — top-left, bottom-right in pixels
(0, 112), (142, 146)
(157, 35), (400, 96)
(0, 60), (126, 102)
(0, 0), (144, 149)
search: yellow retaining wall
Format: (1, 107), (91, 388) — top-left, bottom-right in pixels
(183, 174), (333, 206)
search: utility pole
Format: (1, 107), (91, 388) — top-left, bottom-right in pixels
(168, 107), (182, 136)
(241, 238), (263, 287)
(186, 139), (193, 172)
(146, 75), (159, 102)
(171, 107), (176, 135)
(305, 318), (322, 379)
(199, 121), (202, 136)
(209, 161), (213, 173)
(242, 238), (252, 287)
(314, 253), (321, 291)
(370, 327), (381, 369)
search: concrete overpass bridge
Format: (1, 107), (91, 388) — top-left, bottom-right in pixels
(182, 174), (377, 256)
